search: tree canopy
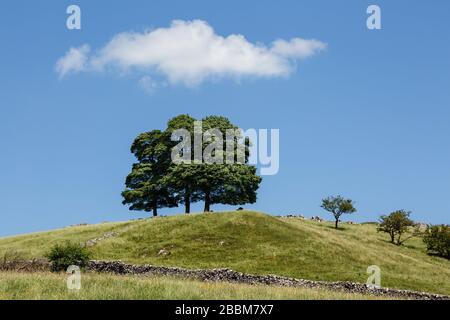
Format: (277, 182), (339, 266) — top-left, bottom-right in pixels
(321, 195), (357, 229)
(377, 210), (418, 246)
(122, 115), (262, 216)
(423, 225), (450, 259)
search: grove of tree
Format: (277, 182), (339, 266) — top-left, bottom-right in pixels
(122, 114), (262, 216)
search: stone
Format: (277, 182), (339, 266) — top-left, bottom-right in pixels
(158, 249), (170, 256)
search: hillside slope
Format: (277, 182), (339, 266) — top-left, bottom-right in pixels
(1, 211), (449, 295)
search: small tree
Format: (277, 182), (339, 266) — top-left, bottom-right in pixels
(423, 225), (450, 259)
(377, 210), (418, 246)
(321, 195), (356, 229)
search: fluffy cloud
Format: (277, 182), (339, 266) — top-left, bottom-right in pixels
(271, 38), (327, 59)
(56, 20), (326, 86)
(55, 45), (90, 78)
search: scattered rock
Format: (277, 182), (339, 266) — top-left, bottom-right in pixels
(311, 216), (324, 222)
(83, 232), (118, 248)
(417, 223), (428, 231)
(285, 214), (305, 219)
(69, 223), (89, 227)
(157, 249), (170, 256)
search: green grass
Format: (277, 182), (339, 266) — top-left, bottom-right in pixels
(0, 221), (133, 257)
(0, 272), (389, 300)
(1, 211), (449, 295)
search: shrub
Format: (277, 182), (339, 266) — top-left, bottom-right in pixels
(423, 225), (450, 259)
(45, 242), (91, 272)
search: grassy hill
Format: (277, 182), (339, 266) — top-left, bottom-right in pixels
(1, 211), (449, 296)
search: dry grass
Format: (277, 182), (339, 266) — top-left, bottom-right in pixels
(0, 272), (390, 300)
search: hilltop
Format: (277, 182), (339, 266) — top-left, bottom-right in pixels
(1, 211), (449, 296)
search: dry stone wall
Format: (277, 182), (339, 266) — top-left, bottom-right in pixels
(87, 260), (449, 300)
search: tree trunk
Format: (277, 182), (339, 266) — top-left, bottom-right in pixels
(333, 212), (340, 229)
(204, 191), (211, 212)
(396, 233), (402, 246)
(152, 207), (158, 217)
(185, 191), (191, 214)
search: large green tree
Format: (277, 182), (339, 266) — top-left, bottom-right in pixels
(164, 114), (261, 213)
(192, 115), (260, 212)
(164, 115), (201, 214)
(122, 130), (177, 216)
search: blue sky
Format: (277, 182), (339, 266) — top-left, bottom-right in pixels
(0, 0), (449, 236)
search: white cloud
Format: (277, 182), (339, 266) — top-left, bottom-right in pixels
(55, 45), (90, 78)
(56, 20), (326, 86)
(271, 38), (327, 59)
